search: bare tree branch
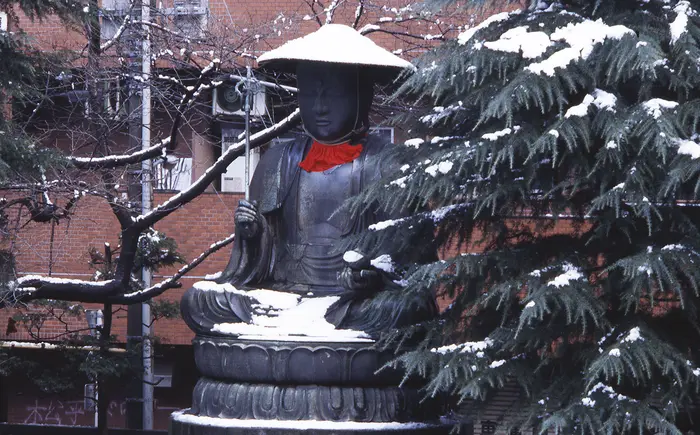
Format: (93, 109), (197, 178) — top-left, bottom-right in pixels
(352, 0), (365, 29)
(69, 137), (171, 169)
(113, 232), (236, 303)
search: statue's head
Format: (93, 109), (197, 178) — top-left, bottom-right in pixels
(296, 62), (373, 144)
(257, 24), (416, 143)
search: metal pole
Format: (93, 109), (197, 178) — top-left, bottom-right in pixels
(141, 0), (154, 428)
(244, 65), (252, 201)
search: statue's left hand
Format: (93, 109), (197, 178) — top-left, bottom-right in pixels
(340, 251), (382, 293)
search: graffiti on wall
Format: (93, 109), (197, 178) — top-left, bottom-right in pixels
(20, 398), (180, 426)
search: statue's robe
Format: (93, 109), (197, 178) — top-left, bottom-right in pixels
(181, 133), (437, 336)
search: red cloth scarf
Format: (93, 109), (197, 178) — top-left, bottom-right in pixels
(299, 141), (363, 172)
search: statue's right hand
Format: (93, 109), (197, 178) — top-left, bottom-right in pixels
(235, 199), (262, 239)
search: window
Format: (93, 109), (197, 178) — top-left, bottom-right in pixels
(370, 126), (395, 143)
(154, 157), (193, 191)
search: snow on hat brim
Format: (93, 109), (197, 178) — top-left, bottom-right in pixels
(257, 24), (416, 74)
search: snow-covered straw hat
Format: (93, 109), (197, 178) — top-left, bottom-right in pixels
(257, 24), (416, 75)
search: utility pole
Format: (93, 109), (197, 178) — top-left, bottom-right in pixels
(126, 0), (153, 428)
(140, 0), (154, 428)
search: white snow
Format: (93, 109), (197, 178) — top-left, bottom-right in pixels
(565, 89), (617, 118)
(193, 281), (247, 294)
(343, 250), (364, 263)
(565, 94), (594, 118)
(370, 254), (394, 273)
(661, 244), (685, 251)
(526, 19), (634, 76)
(490, 360), (505, 368)
(16, 275), (111, 287)
(638, 265), (652, 276)
(591, 89), (617, 111)
(609, 348), (621, 357)
(612, 183), (625, 190)
(171, 411), (433, 430)
(606, 141), (618, 149)
(525, 301), (536, 308)
(424, 161), (454, 177)
(547, 263), (584, 287)
(581, 397), (596, 407)
(483, 26), (552, 59)
(203, 271), (222, 280)
(369, 218), (402, 231)
(399, 164), (410, 172)
(257, 24), (414, 71)
(548, 130), (560, 138)
(212, 291), (371, 342)
(404, 138), (424, 148)
(670, 1), (693, 45)
(457, 11), (517, 46)
(482, 126), (520, 141)
(676, 138), (700, 159)
(621, 327), (643, 343)
(642, 98), (678, 119)
(431, 337), (493, 354)
(247, 289), (301, 310)
(390, 176), (408, 188)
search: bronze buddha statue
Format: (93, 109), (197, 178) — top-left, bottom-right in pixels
(181, 25), (438, 339)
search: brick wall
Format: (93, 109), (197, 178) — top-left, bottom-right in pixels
(0, 190), (242, 346)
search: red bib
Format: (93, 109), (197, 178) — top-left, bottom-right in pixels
(299, 141), (363, 172)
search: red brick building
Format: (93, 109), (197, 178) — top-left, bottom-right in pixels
(0, 0), (521, 431)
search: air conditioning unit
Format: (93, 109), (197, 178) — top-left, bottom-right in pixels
(213, 81), (267, 118)
(0, 12), (8, 31)
(220, 128), (260, 193)
(101, 0), (131, 13)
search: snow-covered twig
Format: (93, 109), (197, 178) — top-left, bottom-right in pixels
(352, 0), (365, 29)
(69, 138), (171, 169)
(325, 0), (340, 25)
(115, 233), (236, 303)
(100, 16), (130, 52)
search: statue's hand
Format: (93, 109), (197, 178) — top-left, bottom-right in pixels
(340, 250), (382, 293)
(235, 199), (262, 239)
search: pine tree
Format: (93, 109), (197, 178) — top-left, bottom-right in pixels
(348, 0), (700, 432)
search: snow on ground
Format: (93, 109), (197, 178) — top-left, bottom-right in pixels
(172, 411), (434, 429)
(210, 288), (372, 342)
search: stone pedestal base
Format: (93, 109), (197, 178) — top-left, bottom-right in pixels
(170, 337), (448, 435)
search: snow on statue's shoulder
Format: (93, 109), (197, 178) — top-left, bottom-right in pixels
(211, 290), (372, 343)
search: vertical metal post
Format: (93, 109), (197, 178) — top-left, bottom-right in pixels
(141, 0), (154, 428)
(244, 65), (252, 201)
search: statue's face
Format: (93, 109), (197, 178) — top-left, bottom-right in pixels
(297, 63), (359, 144)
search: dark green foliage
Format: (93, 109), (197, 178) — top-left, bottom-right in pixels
(352, 0), (700, 432)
